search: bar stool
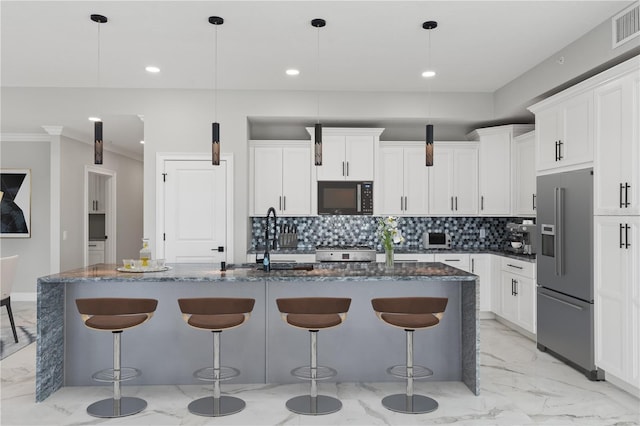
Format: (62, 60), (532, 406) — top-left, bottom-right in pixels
(76, 298), (158, 418)
(371, 297), (448, 414)
(178, 297), (255, 417)
(276, 297), (351, 416)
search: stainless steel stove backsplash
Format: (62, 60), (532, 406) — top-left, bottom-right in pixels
(251, 216), (524, 251)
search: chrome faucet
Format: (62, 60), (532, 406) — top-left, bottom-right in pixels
(263, 207), (277, 271)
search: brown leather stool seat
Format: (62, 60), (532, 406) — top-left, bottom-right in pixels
(178, 298), (255, 417)
(276, 297), (351, 416)
(371, 297), (448, 415)
(76, 298), (158, 418)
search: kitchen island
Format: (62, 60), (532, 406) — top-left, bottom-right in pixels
(36, 262), (479, 402)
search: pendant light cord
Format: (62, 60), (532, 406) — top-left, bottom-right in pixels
(97, 22), (101, 89)
(214, 24), (218, 122)
(316, 24), (321, 124)
(427, 27), (432, 125)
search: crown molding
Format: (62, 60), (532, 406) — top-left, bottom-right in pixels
(0, 133), (51, 142)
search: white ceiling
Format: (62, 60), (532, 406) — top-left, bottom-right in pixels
(1, 0), (634, 157)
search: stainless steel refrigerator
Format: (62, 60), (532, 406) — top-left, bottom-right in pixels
(536, 168), (604, 380)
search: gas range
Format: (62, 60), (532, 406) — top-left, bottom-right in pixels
(315, 245), (377, 262)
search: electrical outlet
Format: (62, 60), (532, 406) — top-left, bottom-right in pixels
(479, 228), (486, 239)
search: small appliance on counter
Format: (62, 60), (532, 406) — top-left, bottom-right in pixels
(422, 232), (451, 249)
(505, 221), (536, 255)
(315, 245), (376, 262)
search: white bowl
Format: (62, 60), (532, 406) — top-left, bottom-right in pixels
(511, 241), (523, 249)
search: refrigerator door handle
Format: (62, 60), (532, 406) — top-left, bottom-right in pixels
(539, 292), (584, 311)
(554, 187), (564, 276)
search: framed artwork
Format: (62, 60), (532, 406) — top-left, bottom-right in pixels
(1, 169), (31, 238)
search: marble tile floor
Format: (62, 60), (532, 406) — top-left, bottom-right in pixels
(1, 302), (639, 426)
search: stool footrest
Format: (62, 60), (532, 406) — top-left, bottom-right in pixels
(92, 367), (141, 383)
(193, 366), (240, 382)
(386, 364), (433, 380)
(290, 365), (337, 381)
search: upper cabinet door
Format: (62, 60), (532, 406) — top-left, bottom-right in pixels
(315, 135), (346, 181)
(403, 146), (429, 215)
(253, 146), (284, 215)
(478, 132), (511, 215)
(513, 133), (536, 216)
(453, 146), (479, 215)
(344, 135), (375, 180)
(428, 146), (455, 214)
(281, 146), (312, 215)
(594, 71), (640, 215)
(536, 107), (560, 171)
(378, 146), (404, 215)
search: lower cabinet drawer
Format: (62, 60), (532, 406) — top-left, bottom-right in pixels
(434, 253), (470, 272)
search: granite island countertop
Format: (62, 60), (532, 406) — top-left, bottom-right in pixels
(38, 262), (477, 284)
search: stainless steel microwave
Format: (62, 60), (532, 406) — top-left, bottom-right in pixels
(423, 232), (452, 249)
(317, 181), (373, 215)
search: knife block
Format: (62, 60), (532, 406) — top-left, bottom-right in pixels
(278, 233), (298, 249)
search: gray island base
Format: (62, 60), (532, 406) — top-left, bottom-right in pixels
(36, 262), (479, 402)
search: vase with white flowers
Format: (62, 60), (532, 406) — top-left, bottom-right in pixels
(378, 216), (404, 268)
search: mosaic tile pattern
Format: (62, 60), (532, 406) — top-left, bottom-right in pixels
(251, 216), (528, 250)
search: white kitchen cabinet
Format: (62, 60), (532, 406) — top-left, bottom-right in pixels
(497, 257), (536, 334)
(378, 142), (429, 216)
(595, 216), (640, 392)
(468, 125), (533, 216)
(513, 131), (537, 216)
(309, 128), (383, 181)
(428, 142), (478, 215)
(470, 254), (493, 314)
(531, 90), (593, 173)
(88, 173), (105, 213)
(88, 241), (105, 265)
(250, 142), (313, 216)
(594, 66), (640, 216)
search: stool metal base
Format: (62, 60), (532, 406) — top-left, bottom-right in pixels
(188, 396), (246, 417)
(381, 394), (438, 414)
(285, 395), (342, 416)
(87, 396), (147, 418)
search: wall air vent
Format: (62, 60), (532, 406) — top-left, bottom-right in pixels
(612, 3), (640, 48)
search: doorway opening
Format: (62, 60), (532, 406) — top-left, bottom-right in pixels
(84, 166), (116, 266)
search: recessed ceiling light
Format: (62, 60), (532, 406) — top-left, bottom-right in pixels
(286, 69), (300, 76)
(140, 140), (145, 144)
(145, 66), (160, 73)
(88, 117), (102, 122)
(422, 70), (436, 78)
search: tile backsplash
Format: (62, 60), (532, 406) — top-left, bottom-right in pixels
(251, 216), (526, 251)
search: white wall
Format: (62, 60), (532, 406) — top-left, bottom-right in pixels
(0, 138), (51, 296)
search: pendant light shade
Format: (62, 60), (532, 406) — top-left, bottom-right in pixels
(94, 121), (104, 165)
(425, 124), (434, 167)
(209, 16), (223, 166)
(312, 18), (326, 166)
(423, 20), (437, 167)
(90, 14), (107, 165)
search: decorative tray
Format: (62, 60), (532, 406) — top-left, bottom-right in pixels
(116, 266), (172, 273)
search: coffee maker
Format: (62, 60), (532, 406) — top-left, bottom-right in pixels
(506, 221), (536, 255)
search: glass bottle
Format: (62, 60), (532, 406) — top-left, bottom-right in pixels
(139, 238), (151, 267)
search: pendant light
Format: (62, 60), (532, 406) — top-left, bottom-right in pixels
(312, 18), (326, 166)
(209, 16), (223, 166)
(90, 14), (107, 165)
(423, 20), (437, 167)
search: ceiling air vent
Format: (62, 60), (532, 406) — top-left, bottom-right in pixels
(612, 3), (640, 48)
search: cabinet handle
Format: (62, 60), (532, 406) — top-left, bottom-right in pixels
(471, 258), (475, 273)
(507, 263), (523, 270)
(555, 141), (559, 161)
(539, 292), (584, 310)
(511, 279), (515, 296)
(481, 196), (484, 211)
(625, 224), (630, 249)
(620, 183), (625, 208)
(96, 200), (98, 211)
(279, 196), (282, 211)
(455, 196), (458, 211)
(625, 182), (630, 208)
(401, 196), (404, 211)
(558, 140), (563, 160)
(451, 196), (454, 211)
(346, 162), (349, 176)
(444, 259), (460, 262)
(404, 196), (408, 211)
(532, 194), (536, 210)
(283, 196), (286, 211)
(620, 223), (625, 248)
(514, 279), (518, 296)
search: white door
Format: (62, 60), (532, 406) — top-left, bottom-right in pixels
(478, 133), (511, 215)
(378, 146), (404, 215)
(453, 147), (479, 215)
(403, 146), (430, 215)
(316, 135), (346, 181)
(536, 107), (560, 171)
(163, 160), (227, 263)
(253, 146), (284, 214)
(281, 146), (312, 215)
(514, 134), (536, 216)
(344, 135), (374, 180)
(428, 146), (454, 214)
